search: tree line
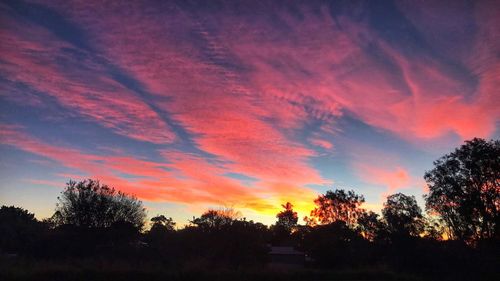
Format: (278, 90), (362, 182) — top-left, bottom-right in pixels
(1, 138), (498, 280)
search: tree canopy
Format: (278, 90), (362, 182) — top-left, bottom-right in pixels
(275, 202), (298, 232)
(190, 208), (242, 231)
(424, 138), (500, 241)
(357, 211), (383, 241)
(382, 193), (424, 237)
(307, 189), (365, 227)
(150, 215), (176, 232)
(0, 206), (43, 253)
(53, 179), (146, 229)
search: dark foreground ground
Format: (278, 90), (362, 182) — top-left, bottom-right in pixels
(0, 263), (419, 281)
(3, 258), (497, 281)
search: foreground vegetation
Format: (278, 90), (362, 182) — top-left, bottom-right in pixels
(0, 138), (498, 281)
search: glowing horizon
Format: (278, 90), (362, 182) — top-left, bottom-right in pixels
(1, 0), (499, 225)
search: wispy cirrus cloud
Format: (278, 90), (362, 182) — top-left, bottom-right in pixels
(0, 5), (175, 144)
(1, 0), (498, 221)
(222, 4), (498, 141)
(33, 0), (326, 185)
(0, 125), (317, 215)
(27, 0), (498, 149)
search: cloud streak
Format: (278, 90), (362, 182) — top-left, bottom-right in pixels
(0, 125), (317, 215)
(1, 0), (498, 221)
(0, 7), (175, 144)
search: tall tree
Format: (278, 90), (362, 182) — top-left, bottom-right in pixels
(276, 202), (298, 232)
(382, 193), (424, 237)
(307, 189), (365, 228)
(271, 202), (299, 245)
(54, 179), (146, 229)
(424, 138), (500, 241)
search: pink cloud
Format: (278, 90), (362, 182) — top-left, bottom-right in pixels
(23, 179), (62, 188)
(356, 163), (411, 195)
(347, 142), (417, 196)
(377, 42), (498, 140)
(1, 125), (318, 213)
(0, 14), (175, 144)
(205, 3), (497, 141)
(14, 2), (497, 139)
(2, 1), (498, 220)
(309, 137), (334, 150)
(34, 2), (326, 186)
(9, 2), (496, 188)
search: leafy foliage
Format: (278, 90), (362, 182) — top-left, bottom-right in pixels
(424, 138), (500, 241)
(190, 208), (242, 231)
(270, 202), (299, 245)
(307, 189), (365, 227)
(150, 215), (176, 232)
(276, 202), (298, 232)
(382, 193), (424, 237)
(53, 179), (146, 229)
(357, 211), (384, 241)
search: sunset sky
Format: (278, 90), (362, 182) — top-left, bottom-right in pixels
(1, 0), (499, 225)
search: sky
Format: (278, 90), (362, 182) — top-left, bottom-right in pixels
(1, 0), (499, 226)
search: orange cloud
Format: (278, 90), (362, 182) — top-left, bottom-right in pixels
(12, 1), (495, 185)
(0, 125), (318, 215)
(2, 1), (498, 223)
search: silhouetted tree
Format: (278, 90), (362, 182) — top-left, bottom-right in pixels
(424, 138), (500, 241)
(306, 189), (365, 228)
(276, 202), (298, 232)
(184, 208), (269, 267)
(0, 206), (44, 254)
(144, 215), (178, 264)
(190, 208), (241, 231)
(290, 224), (312, 251)
(220, 219), (269, 266)
(357, 211), (384, 241)
(422, 215), (445, 240)
(382, 193), (424, 237)
(303, 221), (366, 267)
(150, 215), (176, 232)
(53, 179), (146, 229)
(271, 202), (298, 245)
